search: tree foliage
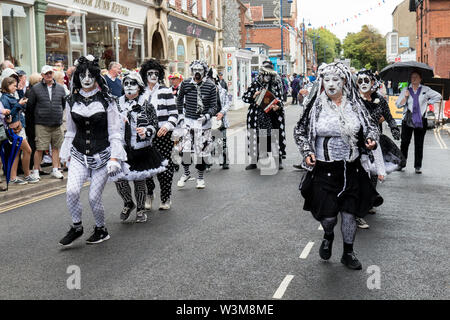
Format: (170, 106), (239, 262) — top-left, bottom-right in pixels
(343, 25), (387, 71)
(307, 28), (341, 65)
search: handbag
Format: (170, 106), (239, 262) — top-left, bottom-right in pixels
(0, 122), (8, 142)
(404, 109), (415, 128)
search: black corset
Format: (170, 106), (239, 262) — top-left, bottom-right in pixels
(72, 112), (110, 155)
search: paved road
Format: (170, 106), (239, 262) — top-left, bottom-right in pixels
(0, 105), (449, 299)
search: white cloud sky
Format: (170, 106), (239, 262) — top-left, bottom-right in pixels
(297, 0), (405, 40)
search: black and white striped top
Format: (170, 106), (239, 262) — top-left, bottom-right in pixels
(176, 78), (218, 121)
(143, 84), (178, 131)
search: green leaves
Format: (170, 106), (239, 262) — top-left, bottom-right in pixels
(342, 25), (387, 71)
(307, 29), (341, 65)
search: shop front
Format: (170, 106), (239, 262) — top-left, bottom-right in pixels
(44, 0), (148, 70)
(223, 47), (252, 110)
(0, 0), (36, 75)
(167, 14), (217, 79)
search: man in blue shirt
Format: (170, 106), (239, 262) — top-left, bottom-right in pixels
(104, 61), (122, 97)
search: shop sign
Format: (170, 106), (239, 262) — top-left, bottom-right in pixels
(73, 0), (129, 16)
(226, 53), (234, 97)
(168, 16), (216, 42)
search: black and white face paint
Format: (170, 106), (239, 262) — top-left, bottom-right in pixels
(147, 69), (159, 85)
(124, 78), (139, 96)
(192, 65), (205, 81)
(79, 69), (95, 89)
(263, 74), (271, 83)
(357, 75), (372, 93)
(323, 73), (344, 97)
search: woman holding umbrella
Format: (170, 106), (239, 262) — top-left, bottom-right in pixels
(396, 70), (442, 174)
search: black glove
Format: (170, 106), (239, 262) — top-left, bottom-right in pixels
(391, 127), (401, 140)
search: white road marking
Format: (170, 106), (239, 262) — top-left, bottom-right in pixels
(299, 241), (315, 259)
(272, 275), (294, 299)
(434, 129), (444, 149)
(318, 224), (323, 231)
(437, 127), (448, 149)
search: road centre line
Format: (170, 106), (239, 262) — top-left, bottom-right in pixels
(299, 241), (315, 259)
(272, 275), (294, 299)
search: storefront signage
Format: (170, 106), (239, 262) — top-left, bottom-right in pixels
(73, 0), (129, 16)
(47, 0), (147, 25)
(226, 53), (234, 97)
(168, 16), (216, 42)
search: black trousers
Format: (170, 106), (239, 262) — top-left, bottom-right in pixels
(400, 120), (427, 169)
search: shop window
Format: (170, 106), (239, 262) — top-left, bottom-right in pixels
(177, 39), (186, 77)
(2, 3), (32, 74)
(45, 6), (84, 68)
(119, 24), (142, 70)
(85, 18), (116, 70)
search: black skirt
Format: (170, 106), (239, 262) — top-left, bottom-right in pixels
(299, 159), (383, 221)
(123, 145), (167, 181)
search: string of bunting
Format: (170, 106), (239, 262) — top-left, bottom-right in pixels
(310, 0), (389, 30)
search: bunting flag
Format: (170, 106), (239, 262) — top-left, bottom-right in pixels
(311, 0), (388, 30)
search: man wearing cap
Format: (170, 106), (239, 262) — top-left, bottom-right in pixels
(26, 65), (66, 180)
(219, 72), (228, 91)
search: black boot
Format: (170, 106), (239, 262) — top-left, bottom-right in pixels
(341, 243), (362, 270)
(120, 202), (136, 221)
(222, 150), (229, 169)
(319, 233), (333, 260)
(245, 164), (257, 170)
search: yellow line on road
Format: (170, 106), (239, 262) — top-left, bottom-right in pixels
(0, 182), (89, 214)
(437, 127), (448, 149)
(434, 128), (445, 149)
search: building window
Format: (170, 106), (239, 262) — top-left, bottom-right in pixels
(182, 0), (187, 11)
(206, 45), (212, 65)
(168, 36), (176, 74)
(390, 34), (398, 55)
(85, 19), (116, 70)
(45, 6), (84, 68)
(118, 24), (142, 70)
(177, 39), (186, 77)
(202, 0), (207, 19)
(2, 3), (33, 75)
(192, 0), (198, 16)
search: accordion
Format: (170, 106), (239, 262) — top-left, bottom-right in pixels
(256, 89), (279, 113)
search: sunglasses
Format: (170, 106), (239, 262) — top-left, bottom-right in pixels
(357, 77), (370, 84)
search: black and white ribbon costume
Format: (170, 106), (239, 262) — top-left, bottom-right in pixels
(294, 62), (383, 264)
(113, 74), (167, 212)
(61, 62), (126, 229)
(139, 59), (178, 205)
(242, 61), (286, 164)
(176, 60), (218, 179)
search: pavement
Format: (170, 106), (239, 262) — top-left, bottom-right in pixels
(0, 103), (448, 299)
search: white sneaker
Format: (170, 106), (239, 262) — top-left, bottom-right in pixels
(196, 179), (205, 189)
(50, 170), (64, 179)
(159, 201), (171, 210)
(144, 194), (154, 210)
(177, 175), (191, 188)
(32, 170), (40, 180)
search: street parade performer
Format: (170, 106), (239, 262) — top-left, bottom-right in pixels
(113, 71), (167, 223)
(140, 59), (178, 211)
(59, 55), (127, 246)
(242, 60), (286, 170)
(176, 60), (218, 189)
(356, 69), (404, 226)
(294, 62), (383, 270)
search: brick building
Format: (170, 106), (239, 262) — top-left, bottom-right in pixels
(243, 0), (303, 75)
(166, 0), (224, 77)
(412, 0), (450, 78)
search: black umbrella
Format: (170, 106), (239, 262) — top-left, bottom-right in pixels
(0, 128), (23, 190)
(379, 61), (434, 83)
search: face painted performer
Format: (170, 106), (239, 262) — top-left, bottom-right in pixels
(59, 55), (127, 246)
(175, 60), (219, 189)
(113, 71), (167, 223)
(242, 60), (286, 170)
(356, 69), (404, 223)
(294, 62), (383, 270)
(138, 59), (178, 210)
(207, 67), (231, 170)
